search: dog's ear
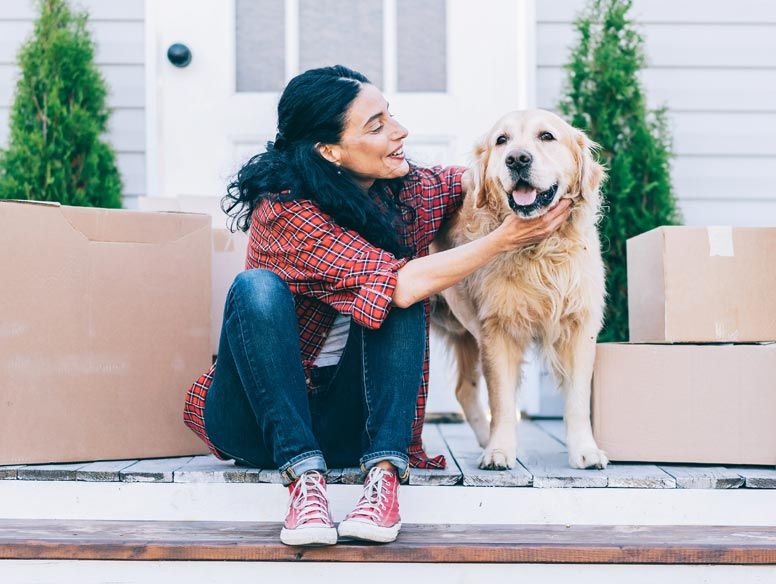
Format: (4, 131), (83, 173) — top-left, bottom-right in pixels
(574, 130), (606, 209)
(469, 136), (490, 209)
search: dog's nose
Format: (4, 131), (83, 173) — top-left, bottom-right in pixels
(505, 149), (533, 170)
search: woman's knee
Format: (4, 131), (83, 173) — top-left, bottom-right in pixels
(384, 300), (425, 337)
(363, 301), (426, 371)
(228, 269), (293, 317)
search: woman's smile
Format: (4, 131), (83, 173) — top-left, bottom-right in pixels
(388, 145), (405, 160)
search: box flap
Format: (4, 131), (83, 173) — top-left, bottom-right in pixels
(59, 206), (210, 244)
(1, 199), (61, 208)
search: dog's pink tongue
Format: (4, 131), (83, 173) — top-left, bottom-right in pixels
(512, 186), (538, 206)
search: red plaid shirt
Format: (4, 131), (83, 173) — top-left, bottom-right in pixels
(184, 164), (467, 469)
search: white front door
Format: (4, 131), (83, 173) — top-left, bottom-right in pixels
(147, 0), (538, 414)
(147, 0), (533, 204)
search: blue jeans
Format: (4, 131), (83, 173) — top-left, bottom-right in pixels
(203, 268), (425, 485)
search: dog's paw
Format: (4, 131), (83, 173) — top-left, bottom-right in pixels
(568, 444), (609, 469)
(478, 447), (515, 470)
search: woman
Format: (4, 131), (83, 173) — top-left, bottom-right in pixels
(183, 65), (571, 546)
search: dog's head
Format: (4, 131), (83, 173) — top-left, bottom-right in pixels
(469, 109), (604, 219)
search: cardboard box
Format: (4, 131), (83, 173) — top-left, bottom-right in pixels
(592, 342), (776, 465)
(210, 228), (249, 354)
(0, 200), (212, 464)
(627, 226), (776, 342)
(136, 196), (248, 355)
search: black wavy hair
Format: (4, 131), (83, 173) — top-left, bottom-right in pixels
(221, 65), (417, 258)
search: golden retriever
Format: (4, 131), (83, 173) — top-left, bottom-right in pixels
(429, 109), (610, 470)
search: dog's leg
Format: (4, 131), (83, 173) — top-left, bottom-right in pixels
(478, 323), (524, 470)
(554, 326), (609, 469)
(451, 332), (489, 448)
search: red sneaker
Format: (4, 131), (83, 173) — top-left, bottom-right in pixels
(338, 466), (401, 543)
(280, 470), (337, 546)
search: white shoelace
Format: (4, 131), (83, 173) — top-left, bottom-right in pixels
(288, 471), (331, 525)
(349, 467), (391, 522)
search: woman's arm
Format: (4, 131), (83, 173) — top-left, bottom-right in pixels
(391, 199), (572, 308)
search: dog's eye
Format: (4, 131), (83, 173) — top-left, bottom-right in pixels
(539, 131), (555, 142)
(495, 135), (508, 146)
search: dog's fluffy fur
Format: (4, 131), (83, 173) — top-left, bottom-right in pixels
(429, 109), (610, 470)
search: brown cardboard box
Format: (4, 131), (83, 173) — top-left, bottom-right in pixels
(627, 226), (776, 342)
(592, 342), (776, 465)
(136, 196), (248, 355)
(210, 228), (249, 354)
(0, 200), (212, 465)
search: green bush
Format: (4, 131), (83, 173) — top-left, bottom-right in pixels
(560, 0), (681, 342)
(0, 0), (122, 207)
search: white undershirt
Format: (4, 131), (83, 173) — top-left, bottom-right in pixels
(312, 313), (351, 367)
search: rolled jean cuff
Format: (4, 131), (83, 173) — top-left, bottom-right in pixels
(279, 450), (327, 486)
(360, 451), (410, 483)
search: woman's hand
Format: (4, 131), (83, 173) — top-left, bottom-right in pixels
(492, 198), (572, 251)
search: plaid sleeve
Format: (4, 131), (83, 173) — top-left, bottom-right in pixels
(415, 165), (467, 221)
(263, 199), (410, 330)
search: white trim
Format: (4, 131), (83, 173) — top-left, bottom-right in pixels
(284, 0), (299, 81)
(143, 2), (159, 198)
(4, 560), (773, 583)
(226, 0), (237, 94)
(382, 0), (397, 93)
(1, 481), (774, 526)
(516, 0), (537, 110)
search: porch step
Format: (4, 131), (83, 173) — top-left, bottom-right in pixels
(0, 519), (774, 564)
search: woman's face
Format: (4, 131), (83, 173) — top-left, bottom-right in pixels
(320, 83), (410, 190)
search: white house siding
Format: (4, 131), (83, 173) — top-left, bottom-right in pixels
(0, 0), (145, 208)
(536, 0), (776, 227)
(2, 0), (774, 224)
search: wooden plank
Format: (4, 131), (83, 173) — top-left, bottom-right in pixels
(0, 0), (146, 20)
(537, 22), (776, 68)
(424, 412), (464, 423)
(599, 465), (677, 489)
(76, 460), (139, 482)
(257, 470), (284, 484)
(727, 467), (776, 489)
(322, 468), (344, 484)
(680, 200), (776, 230)
(17, 462), (90, 481)
(409, 424), (462, 486)
(333, 468), (363, 485)
(518, 421), (607, 488)
(0, 64), (146, 109)
(537, 0), (776, 24)
(0, 21), (146, 65)
(107, 108), (145, 151)
(533, 418), (565, 443)
(658, 465), (745, 489)
(537, 66), (776, 113)
(438, 423), (532, 487)
(0, 465), (24, 480)
(114, 152), (146, 196)
(119, 457), (193, 483)
(533, 419), (676, 488)
(257, 467), (362, 485)
(671, 112), (776, 157)
(0, 519), (774, 564)
(173, 455), (262, 484)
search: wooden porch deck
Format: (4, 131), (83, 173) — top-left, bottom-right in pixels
(2, 419), (774, 489)
(2, 418), (775, 579)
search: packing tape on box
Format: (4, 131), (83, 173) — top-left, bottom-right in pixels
(707, 226), (734, 257)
